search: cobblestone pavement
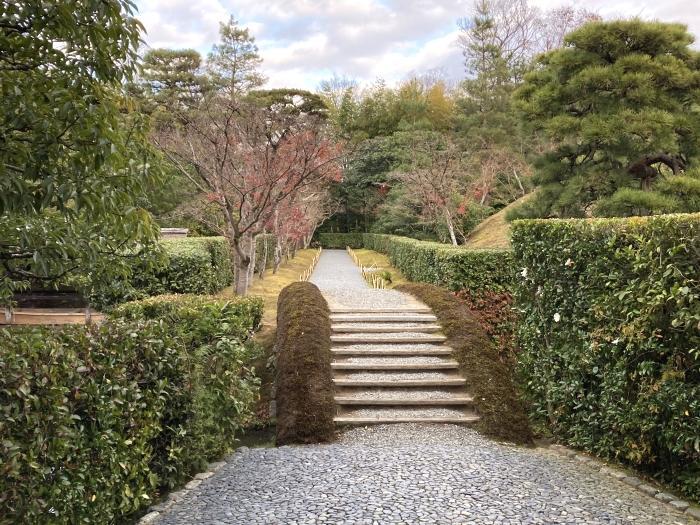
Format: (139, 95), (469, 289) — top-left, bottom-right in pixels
(155, 424), (689, 525)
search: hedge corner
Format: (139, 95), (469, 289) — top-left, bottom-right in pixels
(275, 281), (335, 445)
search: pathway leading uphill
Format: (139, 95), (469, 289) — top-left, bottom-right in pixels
(151, 250), (692, 525)
(310, 249), (477, 425)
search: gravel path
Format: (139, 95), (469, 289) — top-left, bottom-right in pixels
(310, 250), (422, 310)
(155, 424), (690, 524)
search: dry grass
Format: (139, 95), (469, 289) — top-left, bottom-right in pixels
(465, 193), (534, 249)
(352, 248), (408, 287)
(219, 249), (318, 327)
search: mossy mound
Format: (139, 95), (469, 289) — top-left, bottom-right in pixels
(275, 282), (335, 445)
(397, 283), (533, 445)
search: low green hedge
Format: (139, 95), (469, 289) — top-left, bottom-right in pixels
(316, 233), (513, 296)
(89, 237), (233, 307)
(512, 213), (700, 500)
(111, 294), (263, 488)
(316, 232), (364, 248)
(90, 234), (278, 308)
(0, 294), (263, 523)
(275, 282), (334, 445)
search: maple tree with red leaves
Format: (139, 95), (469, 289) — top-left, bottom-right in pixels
(156, 95), (342, 294)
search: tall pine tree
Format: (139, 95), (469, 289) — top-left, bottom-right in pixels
(513, 19), (700, 218)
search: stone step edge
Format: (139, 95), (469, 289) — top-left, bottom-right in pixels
(330, 308), (432, 314)
(331, 325), (442, 334)
(331, 348), (453, 356)
(331, 362), (458, 370)
(334, 415), (480, 425)
(330, 315), (437, 323)
(334, 396), (473, 406)
(333, 378), (466, 387)
(331, 336), (447, 343)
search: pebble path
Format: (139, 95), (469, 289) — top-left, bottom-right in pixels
(155, 424), (689, 524)
(153, 250), (691, 524)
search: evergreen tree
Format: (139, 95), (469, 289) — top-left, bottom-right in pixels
(513, 19), (700, 218)
(207, 16), (266, 97)
(140, 48), (206, 117)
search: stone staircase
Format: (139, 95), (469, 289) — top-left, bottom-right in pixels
(330, 306), (480, 425)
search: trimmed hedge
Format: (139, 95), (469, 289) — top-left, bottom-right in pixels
(275, 282), (334, 445)
(0, 294), (263, 523)
(316, 232), (364, 249)
(397, 283), (533, 445)
(512, 213), (700, 499)
(110, 294), (263, 488)
(89, 237), (233, 307)
(316, 233), (513, 296)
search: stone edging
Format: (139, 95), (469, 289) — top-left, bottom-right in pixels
(546, 444), (700, 521)
(136, 447), (252, 524)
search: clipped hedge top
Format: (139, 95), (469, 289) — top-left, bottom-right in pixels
(512, 211), (700, 228)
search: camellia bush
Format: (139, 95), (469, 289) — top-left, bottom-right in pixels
(512, 213), (700, 499)
(0, 294), (263, 523)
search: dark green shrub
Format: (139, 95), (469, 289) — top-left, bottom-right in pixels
(0, 294), (264, 523)
(316, 233), (364, 248)
(512, 213), (700, 499)
(275, 282), (334, 445)
(0, 321), (178, 524)
(111, 294), (263, 487)
(397, 283), (533, 445)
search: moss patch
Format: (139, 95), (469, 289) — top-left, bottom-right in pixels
(275, 282), (335, 445)
(396, 283), (533, 445)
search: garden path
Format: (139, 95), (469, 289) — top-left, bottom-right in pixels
(152, 250), (692, 524)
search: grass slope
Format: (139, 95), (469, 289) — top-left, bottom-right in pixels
(465, 194), (533, 249)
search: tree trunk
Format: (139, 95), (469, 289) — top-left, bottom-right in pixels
(233, 233), (254, 295)
(258, 233), (268, 280)
(290, 240), (297, 259)
(512, 167), (525, 195)
(444, 209), (458, 246)
(247, 235), (257, 286)
(273, 237), (282, 274)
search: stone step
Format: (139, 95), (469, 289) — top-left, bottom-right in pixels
(330, 314), (437, 323)
(331, 334), (447, 344)
(336, 406), (478, 422)
(331, 361), (459, 371)
(334, 378), (467, 387)
(335, 396), (473, 406)
(331, 324), (442, 334)
(335, 415), (480, 425)
(332, 345), (453, 357)
(330, 307), (432, 314)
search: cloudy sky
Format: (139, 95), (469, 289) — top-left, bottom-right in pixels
(134, 0), (700, 91)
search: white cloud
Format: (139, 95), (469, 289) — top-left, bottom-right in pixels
(135, 0), (700, 91)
